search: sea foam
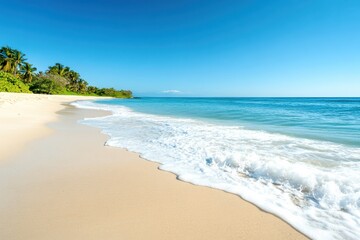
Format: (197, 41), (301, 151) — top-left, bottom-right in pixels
(72, 100), (360, 240)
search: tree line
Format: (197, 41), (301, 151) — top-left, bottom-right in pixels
(0, 46), (132, 98)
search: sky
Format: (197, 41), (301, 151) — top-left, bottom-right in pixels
(1, 0), (359, 97)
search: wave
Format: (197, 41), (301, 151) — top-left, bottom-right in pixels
(72, 100), (360, 240)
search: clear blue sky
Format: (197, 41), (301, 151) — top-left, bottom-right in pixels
(1, 0), (359, 97)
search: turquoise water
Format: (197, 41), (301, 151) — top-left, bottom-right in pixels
(97, 97), (360, 147)
(74, 97), (360, 240)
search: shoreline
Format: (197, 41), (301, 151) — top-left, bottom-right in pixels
(0, 92), (109, 162)
(0, 93), (307, 240)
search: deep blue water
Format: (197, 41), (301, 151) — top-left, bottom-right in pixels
(75, 97), (360, 239)
(96, 97), (360, 147)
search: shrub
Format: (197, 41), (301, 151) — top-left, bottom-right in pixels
(0, 71), (32, 93)
(96, 87), (132, 98)
(29, 76), (67, 94)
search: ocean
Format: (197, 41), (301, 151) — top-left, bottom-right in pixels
(73, 97), (360, 240)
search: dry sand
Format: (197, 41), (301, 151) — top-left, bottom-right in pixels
(0, 93), (308, 240)
(0, 92), (106, 162)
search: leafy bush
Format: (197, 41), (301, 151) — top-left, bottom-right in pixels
(0, 71), (32, 93)
(29, 76), (67, 94)
(96, 88), (133, 98)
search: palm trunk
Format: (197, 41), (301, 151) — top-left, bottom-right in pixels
(13, 61), (18, 76)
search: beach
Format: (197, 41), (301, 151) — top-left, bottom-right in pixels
(0, 93), (307, 240)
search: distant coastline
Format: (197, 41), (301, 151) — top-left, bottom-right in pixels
(0, 46), (132, 98)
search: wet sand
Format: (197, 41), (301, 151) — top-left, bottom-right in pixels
(0, 93), (307, 240)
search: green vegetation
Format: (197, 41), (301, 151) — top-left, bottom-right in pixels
(0, 46), (132, 98)
(0, 71), (31, 93)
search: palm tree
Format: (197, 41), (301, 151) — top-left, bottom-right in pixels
(66, 70), (80, 91)
(87, 86), (99, 94)
(47, 63), (70, 77)
(12, 50), (26, 75)
(0, 47), (15, 73)
(0, 47), (26, 75)
(21, 62), (37, 83)
(77, 79), (88, 93)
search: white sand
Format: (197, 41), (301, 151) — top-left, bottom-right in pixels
(0, 93), (308, 240)
(0, 92), (106, 161)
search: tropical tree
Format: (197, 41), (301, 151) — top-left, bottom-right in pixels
(66, 70), (80, 91)
(0, 47), (15, 73)
(12, 50), (26, 75)
(47, 63), (70, 77)
(0, 47), (26, 75)
(87, 86), (99, 94)
(77, 79), (88, 93)
(20, 62), (37, 83)
(0, 45), (132, 98)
